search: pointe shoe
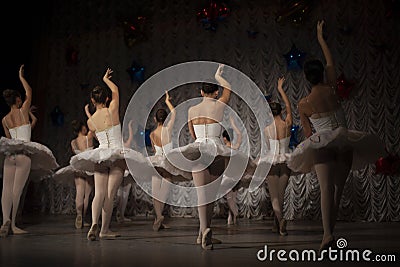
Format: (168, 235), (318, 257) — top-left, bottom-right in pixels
(83, 221), (91, 227)
(99, 231), (121, 239)
(196, 232), (222, 245)
(11, 227), (28, 235)
(279, 218), (288, 236)
(201, 228), (213, 250)
(319, 235), (335, 254)
(87, 224), (99, 241)
(75, 215), (83, 229)
(153, 216), (164, 232)
(0, 221), (11, 238)
(272, 216), (279, 233)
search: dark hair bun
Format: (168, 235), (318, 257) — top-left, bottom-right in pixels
(304, 59), (324, 85)
(201, 83), (219, 94)
(3, 89), (21, 107)
(71, 120), (85, 135)
(155, 108), (168, 123)
(269, 102), (282, 116)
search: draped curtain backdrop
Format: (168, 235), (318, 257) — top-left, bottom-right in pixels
(25, 0), (400, 222)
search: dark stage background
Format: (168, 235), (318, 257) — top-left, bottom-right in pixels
(1, 0), (399, 222)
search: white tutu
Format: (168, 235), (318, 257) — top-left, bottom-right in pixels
(53, 165), (93, 186)
(71, 147), (152, 177)
(167, 141), (256, 183)
(287, 127), (386, 173)
(0, 137), (59, 171)
(148, 154), (192, 182)
(258, 153), (291, 165)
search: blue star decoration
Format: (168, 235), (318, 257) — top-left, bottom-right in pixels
(127, 61), (145, 84)
(289, 124), (300, 149)
(283, 44), (307, 71)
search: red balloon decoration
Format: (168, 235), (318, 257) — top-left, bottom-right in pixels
(197, 1), (230, 32)
(275, 0), (313, 25)
(336, 73), (355, 99)
(121, 16), (147, 48)
(66, 46), (79, 65)
(375, 154), (400, 175)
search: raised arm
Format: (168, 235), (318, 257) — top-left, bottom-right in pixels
(19, 65), (32, 112)
(84, 104), (92, 119)
(215, 64), (231, 104)
(317, 20), (336, 85)
(165, 91), (176, 131)
(298, 99), (313, 138)
(277, 77), (293, 126)
(102, 68), (119, 113)
(229, 116), (242, 150)
(124, 120), (134, 148)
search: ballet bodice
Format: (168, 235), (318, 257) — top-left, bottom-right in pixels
(269, 137), (290, 155)
(89, 108), (123, 149)
(154, 142), (173, 156)
(8, 124), (31, 142)
(4, 109), (31, 142)
(193, 123), (222, 144)
(310, 108), (347, 133)
(95, 124), (123, 149)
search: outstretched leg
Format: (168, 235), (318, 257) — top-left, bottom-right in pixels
(100, 166), (123, 236)
(10, 155), (31, 234)
(330, 150), (352, 233)
(1, 156), (17, 236)
(152, 175), (171, 231)
(226, 190), (238, 225)
(314, 148), (336, 250)
(117, 178), (132, 223)
(74, 177), (85, 228)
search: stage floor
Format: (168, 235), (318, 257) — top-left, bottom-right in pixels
(0, 215), (399, 267)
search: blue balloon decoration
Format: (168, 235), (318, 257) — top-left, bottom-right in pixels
(289, 125), (300, 149)
(283, 44), (306, 71)
(127, 61), (145, 84)
(51, 106), (64, 127)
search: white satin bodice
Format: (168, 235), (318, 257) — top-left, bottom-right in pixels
(154, 142), (172, 156)
(193, 123), (222, 144)
(310, 108), (347, 133)
(95, 124), (123, 149)
(8, 124), (31, 142)
(269, 137), (290, 155)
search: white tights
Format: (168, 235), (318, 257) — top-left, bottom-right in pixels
(74, 176), (93, 217)
(117, 178), (132, 217)
(1, 154), (31, 231)
(91, 166), (123, 234)
(151, 176), (171, 220)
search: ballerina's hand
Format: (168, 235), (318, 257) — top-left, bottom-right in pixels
(317, 20), (325, 39)
(165, 91), (171, 102)
(19, 64), (25, 78)
(215, 64), (225, 78)
(103, 68), (113, 81)
(30, 105), (37, 113)
(277, 77), (285, 91)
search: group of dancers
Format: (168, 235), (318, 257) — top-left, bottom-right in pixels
(0, 20), (385, 252)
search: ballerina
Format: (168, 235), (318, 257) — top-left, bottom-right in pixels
(116, 120), (135, 224)
(0, 65), (58, 237)
(286, 20), (386, 252)
(53, 119), (94, 229)
(70, 68), (142, 240)
(166, 64), (234, 250)
(262, 77), (293, 236)
(222, 116), (242, 226)
(148, 91), (183, 231)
